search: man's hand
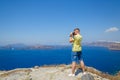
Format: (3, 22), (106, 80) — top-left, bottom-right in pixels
(69, 32), (74, 43)
(69, 32), (73, 37)
(69, 37), (74, 43)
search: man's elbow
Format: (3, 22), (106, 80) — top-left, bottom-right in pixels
(69, 40), (73, 43)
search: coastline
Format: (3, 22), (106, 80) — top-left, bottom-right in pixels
(83, 41), (120, 51)
(0, 64), (120, 80)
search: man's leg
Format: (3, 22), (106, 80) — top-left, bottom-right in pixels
(80, 60), (85, 72)
(78, 51), (85, 72)
(72, 62), (76, 74)
(69, 52), (77, 76)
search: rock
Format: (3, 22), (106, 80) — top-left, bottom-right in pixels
(34, 66), (39, 69)
(81, 73), (94, 80)
(0, 69), (31, 80)
(0, 65), (117, 80)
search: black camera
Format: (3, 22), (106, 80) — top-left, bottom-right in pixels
(72, 32), (75, 35)
(70, 32), (75, 37)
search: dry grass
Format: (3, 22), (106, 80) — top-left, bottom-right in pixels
(0, 69), (31, 77)
(85, 66), (120, 80)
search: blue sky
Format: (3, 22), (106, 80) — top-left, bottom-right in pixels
(0, 0), (120, 45)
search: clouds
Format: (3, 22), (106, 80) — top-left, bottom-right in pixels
(105, 27), (119, 32)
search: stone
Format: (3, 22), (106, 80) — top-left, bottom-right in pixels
(81, 73), (94, 80)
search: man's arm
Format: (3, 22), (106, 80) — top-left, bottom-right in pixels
(69, 37), (74, 43)
(69, 32), (74, 43)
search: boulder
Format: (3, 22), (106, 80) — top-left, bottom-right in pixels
(81, 73), (94, 80)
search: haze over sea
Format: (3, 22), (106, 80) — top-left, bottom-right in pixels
(0, 46), (120, 75)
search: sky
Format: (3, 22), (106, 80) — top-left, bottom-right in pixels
(0, 0), (120, 45)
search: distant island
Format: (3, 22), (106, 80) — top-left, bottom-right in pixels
(0, 41), (120, 50)
(0, 43), (70, 50)
(83, 41), (120, 50)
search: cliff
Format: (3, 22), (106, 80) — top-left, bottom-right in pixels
(0, 65), (120, 80)
(84, 41), (120, 50)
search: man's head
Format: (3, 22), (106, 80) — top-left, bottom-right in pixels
(73, 28), (80, 35)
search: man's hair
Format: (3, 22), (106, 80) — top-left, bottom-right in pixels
(74, 28), (80, 31)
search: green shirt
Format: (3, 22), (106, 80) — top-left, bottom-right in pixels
(72, 34), (82, 52)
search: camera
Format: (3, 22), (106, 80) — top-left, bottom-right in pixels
(70, 32), (75, 37)
(72, 32), (75, 35)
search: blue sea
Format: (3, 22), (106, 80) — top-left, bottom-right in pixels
(0, 46), (120, 75)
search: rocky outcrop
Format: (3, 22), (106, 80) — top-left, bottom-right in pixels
(0, 65), (120, 80)
(84, 41), (120, 50)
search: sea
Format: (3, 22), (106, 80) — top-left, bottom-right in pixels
(0, 46), (120, 75)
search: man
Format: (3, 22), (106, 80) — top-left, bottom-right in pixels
(69, 28), (86, 76)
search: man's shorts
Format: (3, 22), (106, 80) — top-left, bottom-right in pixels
(71, 51), (83, 63)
